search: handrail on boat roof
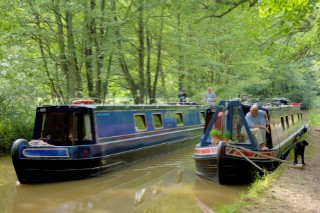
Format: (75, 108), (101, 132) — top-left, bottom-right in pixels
(38, 97), (206, 111)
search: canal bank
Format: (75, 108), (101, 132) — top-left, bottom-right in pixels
(224, 127), (320, 213)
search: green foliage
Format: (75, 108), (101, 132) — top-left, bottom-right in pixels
(210, 129), (222, 137)
(175, 113), (183, 127)
(134, 115), (147, 131)
(0, 0), (320, 153)
(1, 0), (319, 107)
(259, 0), (317, 27)
(0, 44), (39, 153)
(309, 111), (320, 126)
(152, 114), (163, 128)
(0, 109), (34, 154)
(223, 130), (231, 139)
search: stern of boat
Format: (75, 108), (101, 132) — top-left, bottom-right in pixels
(11, 139), (101, 184)
(11, 139), (30, 184)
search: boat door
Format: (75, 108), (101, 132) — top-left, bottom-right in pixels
(40, 112), (70, 146)
(38, 110), (93, 146)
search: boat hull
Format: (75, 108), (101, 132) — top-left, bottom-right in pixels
(193, 124), (309, 184)
(193, 100), (309, 184)
(217, 142), (280, 184)
(12, 127), (202, 184)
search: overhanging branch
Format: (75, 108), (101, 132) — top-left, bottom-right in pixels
(196, 0), (257, 23)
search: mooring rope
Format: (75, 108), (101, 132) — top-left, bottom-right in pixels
(231, 144), (263, 171)
(229, 143), (288, 164)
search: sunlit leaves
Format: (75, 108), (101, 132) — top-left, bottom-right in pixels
(259, 0), (318, 27)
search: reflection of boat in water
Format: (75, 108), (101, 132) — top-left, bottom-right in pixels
(193, 100), (309, 184)
(12, 156), (188, 213)
(11, 100), (205, 183)
(6, 146), (247, 213)
(193, 177), (247, 212)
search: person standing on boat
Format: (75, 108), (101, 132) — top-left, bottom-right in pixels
(177, 89), (187, 103)
(204, 87), (216, 106)
(245, 105), (270, 150)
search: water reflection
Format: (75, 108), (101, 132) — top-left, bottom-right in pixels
(1, 145), (248, 213)
(193, 177), (246, 211)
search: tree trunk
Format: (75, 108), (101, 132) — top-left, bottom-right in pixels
(110, 0), (138, 103)
(53, 0), (69, 100)
(152, 6), (165, 104)
(146, 23), (152, 103)
(100, 0), (111, 101)
(137, 0), (145, 103)
(102, 54), (113, 101)
(65, 0), (82, 98)
(35, 14), (64, 102)
(83, 0), (94, 97)
(177, 13), (185, 91)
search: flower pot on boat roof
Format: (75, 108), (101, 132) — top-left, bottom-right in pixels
(222, 130), (231, 142)
(210, 129), (222, 144)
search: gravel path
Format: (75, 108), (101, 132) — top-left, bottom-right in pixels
(238, 127), (320, 213)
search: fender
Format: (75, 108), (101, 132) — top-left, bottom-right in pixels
(11, 139), (29, 184)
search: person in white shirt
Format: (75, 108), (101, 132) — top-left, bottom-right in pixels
(204, 87), (216, 106)
(245, 105), (270, 150)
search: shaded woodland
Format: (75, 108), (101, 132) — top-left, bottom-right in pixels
(0, 0), (320, 152)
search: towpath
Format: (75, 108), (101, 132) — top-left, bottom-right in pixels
(238, 127), (320, 213)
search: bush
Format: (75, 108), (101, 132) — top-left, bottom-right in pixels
(0, 107), (34, 154)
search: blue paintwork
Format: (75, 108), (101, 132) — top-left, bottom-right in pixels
(11, 104), (205, 183)
(193, 100), (309, 184)
(23, 148), (69, 158)
(95, 109), (201, 138)
(200, 101), (259, 149)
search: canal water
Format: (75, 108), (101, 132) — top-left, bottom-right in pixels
(0, 141), (247, 213)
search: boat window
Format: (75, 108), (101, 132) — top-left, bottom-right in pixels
(200, 112), (205, 123)
(175, 113), (184, 127)
(69, 114), (93, 142)
(291, 114), (294, 125)
(281, 116), (285, 130)
(285, 115), (289, 128)
(152, 113), (163, 129)
(41, 113), (49, 139)
(40, 112), (92, 146)
(134, 114), (147, 131)
(54, 115), (65, 143)
(40, 113), (65, 145)
(83, 114), (92, 140)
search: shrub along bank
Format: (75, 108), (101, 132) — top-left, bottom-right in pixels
(0, 106), (34, 155)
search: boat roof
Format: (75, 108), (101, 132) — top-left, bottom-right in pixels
(272, 98), (290, 102)
(38, 103), (205, 111)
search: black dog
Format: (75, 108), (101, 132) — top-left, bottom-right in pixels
(293, 140), (309, 164)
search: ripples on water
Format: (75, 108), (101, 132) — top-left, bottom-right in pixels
(0, 143), (247, 213)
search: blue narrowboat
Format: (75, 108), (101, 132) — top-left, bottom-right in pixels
(193, 100), (309, 184)
(11, 100), (206, 184)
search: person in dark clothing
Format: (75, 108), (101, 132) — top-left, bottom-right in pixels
(177, 89), (187, 103)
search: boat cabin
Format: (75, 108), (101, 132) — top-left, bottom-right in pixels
(201, 101), (303, 150)
(33, 102), (206, 147)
